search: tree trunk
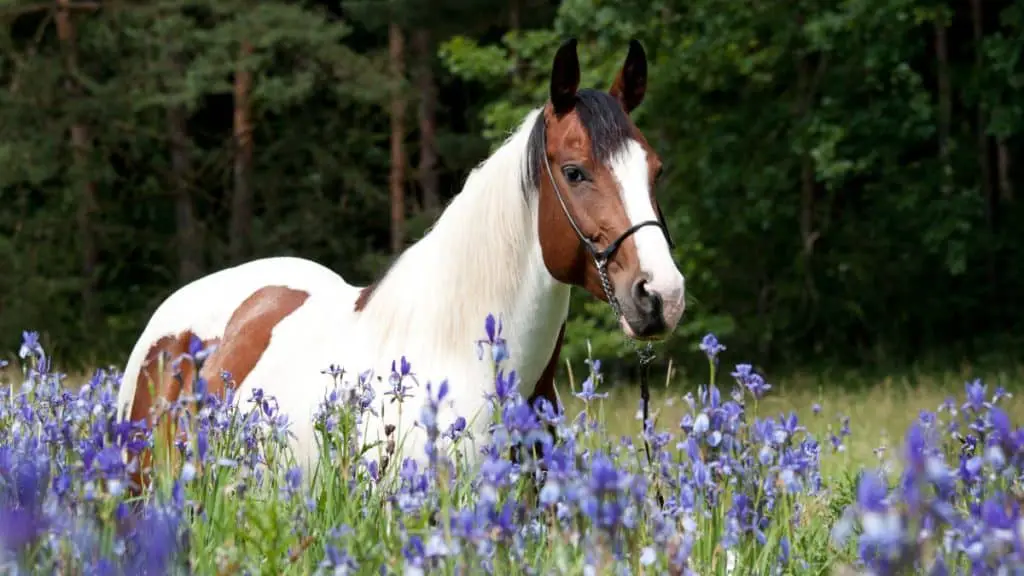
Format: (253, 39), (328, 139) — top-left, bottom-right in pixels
(792, 36), (826, 313)
(795, 55), (821, 260)
(389, 24), (406, 255)
(509, 0), (519, 30)
(509, 0), (523, 80)
(55, 0), (98, 326)
(970, 0), (994, 228)
(934, 16), (952, 196)
(413, 29), (439, 216)
(167, 56), (201, 283)
(230, 40), (254, 264)
(968, 0), (999, 333)
(997, 141), (1013, 202)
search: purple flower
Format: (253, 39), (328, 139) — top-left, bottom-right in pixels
(490, 369), (519, 407)
(576, 359), (608, 402)
(443, 416), (467, 442)
(575, 376), (608, 402)
(857, 470), (889, 513)
(476, 314), (509, 364)
(384, 358), (415, 404)
(730, 363), (771, 399)
(18, 330), (44, 362)
(282, 467), (302, 498)
(962, 379), (987, 412)
(699, 333), (725, 363)
(320, 544), (359, 574)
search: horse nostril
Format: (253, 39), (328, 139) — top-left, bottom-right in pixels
(627, 277), (667, 336)
(631, 277), (660, 312)
(631, 278), (649, 303)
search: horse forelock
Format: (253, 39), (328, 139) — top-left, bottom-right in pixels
(523, 89), (636, 193)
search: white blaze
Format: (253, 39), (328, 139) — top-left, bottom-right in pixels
(608, 139), (686, 330)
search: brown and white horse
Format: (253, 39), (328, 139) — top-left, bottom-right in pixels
(116, 38), (685, 478)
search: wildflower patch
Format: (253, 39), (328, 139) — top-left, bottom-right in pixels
(0, 322), (1021, 574)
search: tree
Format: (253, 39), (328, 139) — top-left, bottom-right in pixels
(55, 0), (99, 327)
(414, 28), (439, 217)
(165, 50), (201, 283)
(230, 39), (254, 264)
(389, 22), (406, 255)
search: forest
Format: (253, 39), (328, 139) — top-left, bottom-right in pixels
(2, 0), (1023, 378)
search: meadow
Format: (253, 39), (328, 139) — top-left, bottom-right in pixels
(1, 319), (1022, 575)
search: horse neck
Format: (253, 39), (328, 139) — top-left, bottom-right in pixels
(358, 110), (569, 375)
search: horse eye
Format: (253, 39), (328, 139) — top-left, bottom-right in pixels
(562, 165), (586, 184)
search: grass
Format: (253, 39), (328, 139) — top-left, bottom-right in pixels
(561, 359), (1024, 473)
(2, 326), (1023, 574)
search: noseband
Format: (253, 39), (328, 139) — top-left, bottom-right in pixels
(539, 124), (673, 498)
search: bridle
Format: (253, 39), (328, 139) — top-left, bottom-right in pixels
(539, 124), (674, 485)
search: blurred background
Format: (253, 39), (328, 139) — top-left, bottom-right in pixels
(1, 0), (1022, 385)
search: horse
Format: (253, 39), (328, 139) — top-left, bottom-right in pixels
(115, 38), (685, 486)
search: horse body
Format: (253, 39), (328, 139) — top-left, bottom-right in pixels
(118, 109), (571, 472)
(118, 39), (687, 484)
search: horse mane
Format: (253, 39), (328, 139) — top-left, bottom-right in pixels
(354, 108), (545, 355)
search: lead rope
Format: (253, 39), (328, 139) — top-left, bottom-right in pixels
(594, 258), (664, 508)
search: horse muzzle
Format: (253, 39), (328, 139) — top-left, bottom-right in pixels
(617, 272), (685, 341)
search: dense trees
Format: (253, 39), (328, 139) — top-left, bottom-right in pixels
(1, 0), (1022, 377)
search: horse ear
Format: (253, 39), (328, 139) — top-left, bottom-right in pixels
(550, 38), (580, 116)
(609, 39), (647, 113)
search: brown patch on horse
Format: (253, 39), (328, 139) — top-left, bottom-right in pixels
(511, 322), (567, 503)
(197, 285), (310, 392)
(533, 40), (660, 306)
(509, 322), (567, 469)
(353, 282), (377, 312)
(127, 330), (219, 493)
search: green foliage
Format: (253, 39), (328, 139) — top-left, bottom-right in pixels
(3, 0), (1024, 375)
(0, 0), (392, 362)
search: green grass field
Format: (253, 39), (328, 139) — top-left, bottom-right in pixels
(559, 362), (1024, 478)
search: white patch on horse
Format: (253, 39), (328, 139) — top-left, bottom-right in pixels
(608, 139), (686, 328)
